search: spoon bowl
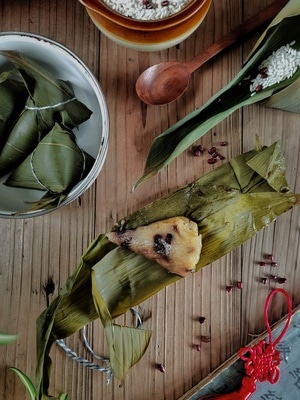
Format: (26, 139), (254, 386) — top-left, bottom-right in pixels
(136, 62), (191, 106)
(136, 0), (288, 106)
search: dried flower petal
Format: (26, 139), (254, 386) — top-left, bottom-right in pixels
(226, 285), (233, 292)
(199, 316), (206, 324)
(195, 344), (201, 351)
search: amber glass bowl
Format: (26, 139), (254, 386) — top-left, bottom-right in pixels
(79, 0), (212, 51)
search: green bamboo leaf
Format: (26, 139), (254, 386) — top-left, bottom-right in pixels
(0, 51), (92, 176)
(5, 123), (95, 213)
(92, 270), (152, 381)
(263, 76), (300, 113)
(9, 368), (37, 400)
(0, 50), (92, 129)
(35, 141), (300, 398)
(0, 71), (27, 150)
(0, 332), (18, 345)
(133, 0), (300, 189)
(246, 141), (289, 192)
(57, 394), (69, 400)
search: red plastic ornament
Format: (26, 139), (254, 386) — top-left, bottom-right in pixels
(197, 288), (292, 399)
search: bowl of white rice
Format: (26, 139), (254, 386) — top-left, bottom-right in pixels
(78, 0), (212, 51)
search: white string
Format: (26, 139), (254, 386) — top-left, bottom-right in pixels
(28, 133), (87, 193)
(25, 97), (76, 110)
(81, 325), (109, 362)
(56, 339), (113, 384)
(56, 308), (143, 383)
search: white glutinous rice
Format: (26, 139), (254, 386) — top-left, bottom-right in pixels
(102, 0), (192, 20)
(250, 42), (300, 94)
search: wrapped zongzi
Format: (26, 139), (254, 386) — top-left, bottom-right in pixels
(5, 123), (95, 211)
(0, 72), (27, 149)
(0, 50), (93, 176)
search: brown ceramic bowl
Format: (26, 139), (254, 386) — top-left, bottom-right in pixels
(79, 0), (212, 51)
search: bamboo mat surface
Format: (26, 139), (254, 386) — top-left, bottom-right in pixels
(1, 0), (300, 399)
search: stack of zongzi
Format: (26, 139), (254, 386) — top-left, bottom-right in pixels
(0, 50), (95, 212)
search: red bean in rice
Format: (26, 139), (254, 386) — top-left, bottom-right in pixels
(102, 0), (192, 20)
(250, 42), (300, 94)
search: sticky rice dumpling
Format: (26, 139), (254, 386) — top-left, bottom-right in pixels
(5, 123), (95, 208)
(0, 72), (27, 149)
(106, 216), (202, 277)
(0, 50), (93, 177)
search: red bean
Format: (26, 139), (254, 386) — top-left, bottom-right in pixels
(260, 261), (266, 266)
(271, 262), (278, 267)
(237, 281), (243, 289)
(207, 158), (217, 164)
(157, 363), (166, 372)
(277, 277), (287, 284)
(193, 144), (204, 156)
(208, 146), (217, 155)
(217, 153), (225, 160)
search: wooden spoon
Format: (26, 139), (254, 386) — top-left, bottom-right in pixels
(136, 0), (288, 106)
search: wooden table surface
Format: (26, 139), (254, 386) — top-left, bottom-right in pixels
(1, 1), (300, 399)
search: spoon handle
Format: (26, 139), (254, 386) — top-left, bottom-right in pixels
(185, 0), (288, 74)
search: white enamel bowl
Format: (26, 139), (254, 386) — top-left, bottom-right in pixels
(0, 32), (109, 218)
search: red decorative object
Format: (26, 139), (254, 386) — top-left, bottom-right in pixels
(197, 288), (293, 399)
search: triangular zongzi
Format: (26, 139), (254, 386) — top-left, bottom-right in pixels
(5, 122), (95, 210)
(0, 50), (93, 176)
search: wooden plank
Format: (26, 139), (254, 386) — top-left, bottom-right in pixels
(0, 0), (299, 399)
(178, 306), (300, 399)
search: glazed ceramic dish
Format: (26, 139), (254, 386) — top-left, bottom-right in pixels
(79, 0), (212, 51)
(0, 32), (109, 218)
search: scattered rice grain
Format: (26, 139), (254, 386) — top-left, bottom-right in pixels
(102, 0), (192, 20)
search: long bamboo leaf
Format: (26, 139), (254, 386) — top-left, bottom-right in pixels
(0, 332), (18, 345)
(35, 141), (300, 398)
(133, 0), (300, 189)
(92, 271), (152, 381)
(10, 368), (37, 400)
